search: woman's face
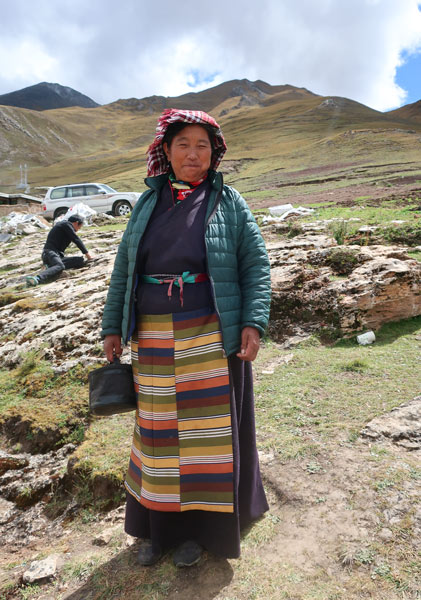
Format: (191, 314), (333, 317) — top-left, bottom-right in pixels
(163, 124), (212, 182)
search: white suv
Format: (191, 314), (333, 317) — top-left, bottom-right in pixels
(41, 183), (141, 219)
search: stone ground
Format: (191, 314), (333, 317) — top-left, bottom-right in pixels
(1, 407), (419, 599)
(0, 185), (420, 599)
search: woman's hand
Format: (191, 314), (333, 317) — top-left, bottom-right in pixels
(104, 335), (123, 362)
(236, 327), (260, 361)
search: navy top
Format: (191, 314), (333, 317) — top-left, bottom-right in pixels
(135, 179), (214, 314)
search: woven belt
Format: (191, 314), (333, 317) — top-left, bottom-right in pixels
(140, 271), (209, 306)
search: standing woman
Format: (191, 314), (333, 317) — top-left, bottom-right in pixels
(102, 109), (271, 567)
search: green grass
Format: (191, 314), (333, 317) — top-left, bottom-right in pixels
(92, 222), (127, 232)
(382, 221), (421, 246)
(307, 203), (420, 226)
(72, 413), (133, 480)
(254, 316), (421, 458)
(0, 378), (25, 414)
(0, 359), (91, 452)
(407, 250), (421, 261)
(0, 288), (24, 308)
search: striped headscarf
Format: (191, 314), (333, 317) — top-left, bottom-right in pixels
(147, 109), (227, 177)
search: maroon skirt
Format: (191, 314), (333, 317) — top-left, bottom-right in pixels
(124, 353), (268, 558)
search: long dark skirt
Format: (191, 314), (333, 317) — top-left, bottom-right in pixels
(124, 354), (268, 558)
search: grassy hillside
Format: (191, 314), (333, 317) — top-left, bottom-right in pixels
(1, 79), (421, 200)
(388, 99), (421, 122)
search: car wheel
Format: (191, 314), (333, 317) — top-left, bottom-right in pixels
(54, 208), (68, 219)
(113, 200), (132, 217)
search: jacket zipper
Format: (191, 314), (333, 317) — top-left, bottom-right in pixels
(124, 190), (155, 343)
(205, 186), (227, 357)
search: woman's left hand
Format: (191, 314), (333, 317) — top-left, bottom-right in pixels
(236, 327), (260, 361)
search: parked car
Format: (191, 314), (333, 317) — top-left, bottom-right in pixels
(41, 183), (141, 219)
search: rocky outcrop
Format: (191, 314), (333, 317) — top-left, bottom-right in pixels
(268, 231), (421, 338)
(0, 444), (75, 508)
(0, 221), (121, 369)
(336, 253), (421, 332)
(1, 217), (421, 369)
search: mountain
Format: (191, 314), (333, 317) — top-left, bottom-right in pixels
(0, 82), (99, 111)
(0, 79), (420, 201)
(387, 99), (421, 123)
(107, 79), (316, 114)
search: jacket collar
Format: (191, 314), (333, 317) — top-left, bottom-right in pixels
(144, 170), (223, 193)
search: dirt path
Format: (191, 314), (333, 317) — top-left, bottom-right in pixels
(1, 413), (419, 600)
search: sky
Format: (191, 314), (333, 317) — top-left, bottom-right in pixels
(0, 0), (420, 112)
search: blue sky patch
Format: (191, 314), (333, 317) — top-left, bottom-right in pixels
(187, 70), (220, 89)
(396, 50), (421, 106)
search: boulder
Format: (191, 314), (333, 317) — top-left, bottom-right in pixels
(22, 555), (59, 584)
(337, 255), (421, 333)
(270, 242), (421, 339)
(361, 397), (421, 450)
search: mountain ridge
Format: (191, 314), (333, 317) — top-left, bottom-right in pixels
(0, 78), (420, 199)
(387, 99), (421, 122)
(0, 82), (99, 111)
(106, 79), (318, 114)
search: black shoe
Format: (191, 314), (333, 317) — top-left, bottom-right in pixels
(137, 540), (162, 566)
(173, 540), (202, 567)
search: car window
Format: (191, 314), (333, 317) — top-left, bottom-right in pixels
(68, 187), (85, 198)
(85, 185), (100, 196)
(100, 184), (117, 193)
(50, 187), (66, 200)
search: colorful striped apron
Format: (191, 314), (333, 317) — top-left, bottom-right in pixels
(125, 307), (234, 513)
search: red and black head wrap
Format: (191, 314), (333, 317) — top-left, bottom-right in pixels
(147, 109), (227, 177)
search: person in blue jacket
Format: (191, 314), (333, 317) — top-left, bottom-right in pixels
(101, 109), (271, 568)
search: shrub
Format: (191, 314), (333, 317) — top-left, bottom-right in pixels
(287, 220), (304, 238)
(326, 248), (359, 275)
(327, 220), (349, 245)
(381, 222), (421, 246)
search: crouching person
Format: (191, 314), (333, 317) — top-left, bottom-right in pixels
(26, 215), (93, 286)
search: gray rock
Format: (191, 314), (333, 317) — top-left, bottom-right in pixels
(0, 451), (29, 475)
(0, 444), (75, 507)
(22, 554), (59, 583)
(0, 497), (16, 524)
(378, 528), (393, 541)
(361, 397), (421, 449)
(1, 501), (65, 548)
(93, 525), (120, 546)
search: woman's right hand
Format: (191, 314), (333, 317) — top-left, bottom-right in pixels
(104, 335), (123, 362)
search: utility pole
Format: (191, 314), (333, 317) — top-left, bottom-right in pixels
(17, 164), (29, 191)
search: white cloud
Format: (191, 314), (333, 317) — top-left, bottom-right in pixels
(0, 0), (420, 110)
(0, 39), (58, 89)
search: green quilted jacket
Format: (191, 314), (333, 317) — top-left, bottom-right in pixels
(101, 171), (271, 356)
